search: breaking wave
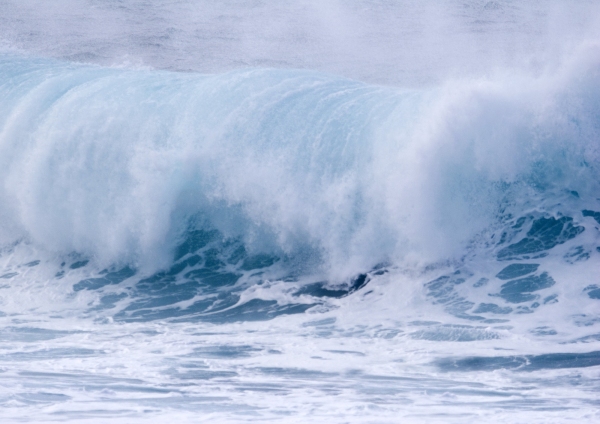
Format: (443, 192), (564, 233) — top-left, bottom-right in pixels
(0, 47), (599, 325)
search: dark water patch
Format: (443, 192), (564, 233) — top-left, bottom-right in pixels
(116, 305), (196, 322)
(348, 273), (370, 292)
(191, 299), (315, 324)
(531, 326), (557, 336)
(136, 273), (175, 287)
(89, 385), (177, 395)
(90, 293), (128, 311)
(325, 349), (366, 357)
(497, 217), (584, 260)
(357, 381), (519, 399)
(18, 370), (146, 386)
(190, 345), (262, 359)
(256, 367), (337, 379)
(126, 281), (201, 309)
(584, 285), (600, 299)
(515, 305), (535, 314)
(424, 271), (478, 321)
(241, 254), (279, 271)
(0, 272), (18, 279)
(495, 272), (555, 303)
(0, 327), (79, 342)
(227, 245), (246, 265)
(165, 366), (237, 381)
(569, 334), (600, 343)
(119, 295), (314, 323)
(573, 315), (600, 327)
(495, 264), (539, 280)
(294, 273), (370, 299)
(178, 362), (210, 369)
(303, 317), (336, 327)
(425, 271), (467, 304)
(4, 348), (101, 361)
(295, 282), (348, 298)
(112, 253), (247, 320)
(473, 303), (512, 314)
(372, 268), (388, 277)
(582, 209), (600, 225)
(14, 392), (71, 404)
(564, 246), (590, 263)
(425, 270), (520, 320)
(78, 222), (375, 323)
(543, 294), (558, 304)
(203, 248), (228, 270)
(410, 325), (499, 342)
(114, 237), (314, 322)
(587, 289), (600, 299)
(446, 301), (487, 322)
(73, 266), (136, 291)
(168, 255), (202, 275)
(141, 255), (203, 285)
(172, 370), (239, 380)
(101, 293), (128, 304)
(24, 260), (40, 267)
(115, 291), (240, 322)
(512, 216), (528, 229)
(436, 351), (600, 372)
(373, 328), (404, 340)
(234, 384), (289, 393)
(184, 269), (241, 288)
(409, 321), (441, 326)
(174, 229), (219, 261)
(473, 278), (489, 287)
(69, 260), (89, 269)
(68, 224), (362, 324)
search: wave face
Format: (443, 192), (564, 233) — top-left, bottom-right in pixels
(0, 2), (600, 422)
(1, 52), (599, 276)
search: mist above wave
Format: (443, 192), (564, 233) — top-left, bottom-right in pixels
(1, 0), (599, 86)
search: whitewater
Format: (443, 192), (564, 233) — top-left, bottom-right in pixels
(0, 1), (599, 422)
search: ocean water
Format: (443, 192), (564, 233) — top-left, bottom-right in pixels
(0, 1), (599, 422)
